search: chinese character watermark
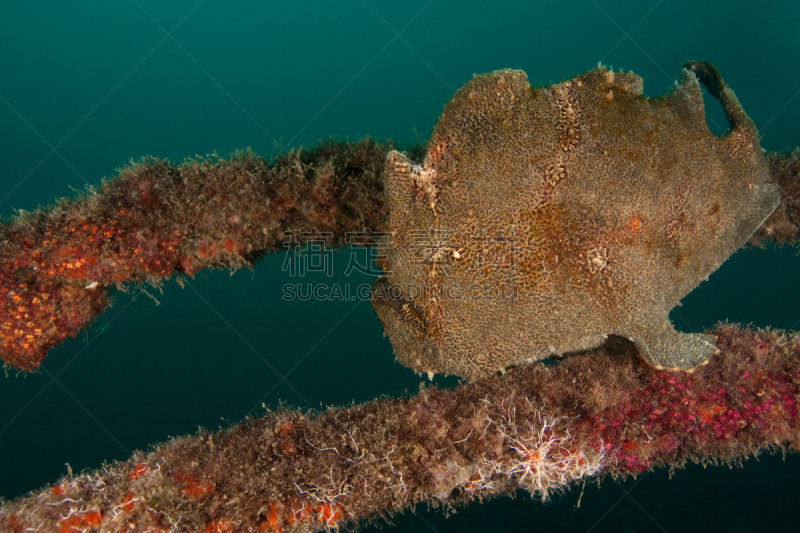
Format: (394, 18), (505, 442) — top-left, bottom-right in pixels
(282, 229), (334, 277)
(409, 228), (455, 276)
(344, 228), (392, 277)
(280, 227), (522, 302)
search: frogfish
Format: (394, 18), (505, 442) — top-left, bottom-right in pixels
(371, 61), (780, 381)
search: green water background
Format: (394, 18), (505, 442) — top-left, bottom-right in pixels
(1, 1), (799, 531)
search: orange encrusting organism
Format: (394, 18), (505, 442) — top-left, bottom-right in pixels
(0, 139), (409, 371)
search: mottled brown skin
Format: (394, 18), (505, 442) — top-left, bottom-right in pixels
(372, 62), (780, 381)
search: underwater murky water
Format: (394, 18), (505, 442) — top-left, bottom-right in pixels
(1, 1), (799, 531)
